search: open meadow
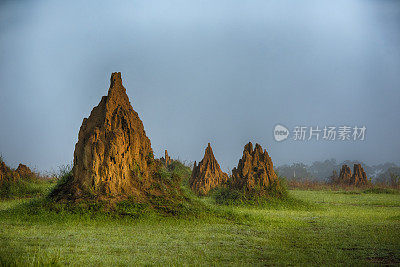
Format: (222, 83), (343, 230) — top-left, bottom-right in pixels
(2, 1), (400, 266)
(1, 186), (399, 266)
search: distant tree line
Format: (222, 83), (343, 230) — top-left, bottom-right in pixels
(276, 159), (400, 187)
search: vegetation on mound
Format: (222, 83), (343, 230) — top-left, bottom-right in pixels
(208, 178), (311, 210)
(48, 161), (207, 217)
(2, 160), (307, 224)
(212, 189), (312, 211)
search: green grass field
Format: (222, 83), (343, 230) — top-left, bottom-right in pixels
(0, 188), (399, 266)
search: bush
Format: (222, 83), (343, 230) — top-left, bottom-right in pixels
(148, 161), (205, 216)
(47, 165), (74, 200)
(213, 180), (288, 206)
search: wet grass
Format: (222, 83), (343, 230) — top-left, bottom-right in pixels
(0, 188), (399, 266)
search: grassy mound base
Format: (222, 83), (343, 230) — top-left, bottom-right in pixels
(213, 178), (290, 204)
(212, 186), (313, 210)
(48, 161), (207, 217)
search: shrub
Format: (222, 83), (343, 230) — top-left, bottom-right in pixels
(47, 165), (75, 200)
(213, 179), (288, 206)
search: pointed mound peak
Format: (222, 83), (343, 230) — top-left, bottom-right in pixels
(106, 72), (129, 107)
(204, 143), (214, 157)
(110, 72), (123, 89)
(254, 143), (263, 153)
(231, 142), (278, 192)
(190, 143), (228, 195)
(244, 142), (253, 154)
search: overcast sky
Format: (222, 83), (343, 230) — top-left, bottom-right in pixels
(0, 0), (399, 172)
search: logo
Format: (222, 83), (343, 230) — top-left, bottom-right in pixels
(274, 124), (289, 142)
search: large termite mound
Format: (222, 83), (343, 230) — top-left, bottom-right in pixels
(51, 73), (186, 205)
(230, 142), (279, 194)
(351, 164), (370, 186)
(336, 164), (370, 186)
(337, 164), (352, 184)
(189, 143), (228, 195)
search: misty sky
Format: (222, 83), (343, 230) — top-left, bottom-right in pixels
(0, 0), (399, 172)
